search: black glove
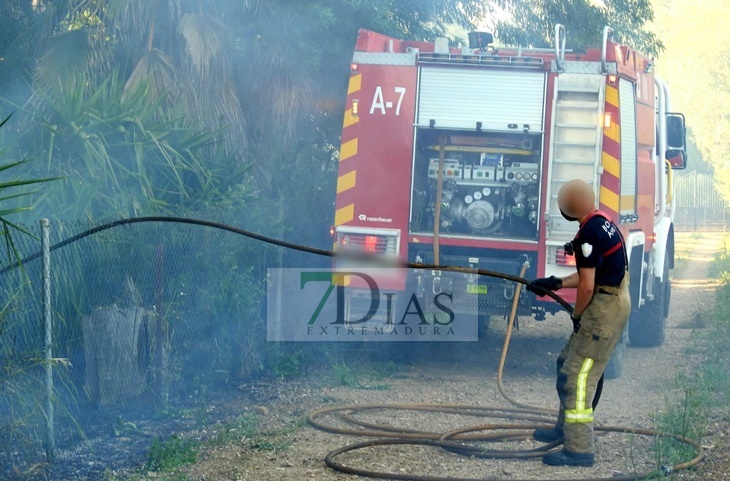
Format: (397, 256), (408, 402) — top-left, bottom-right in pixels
(527, 276), (562, 296)
(571, 314), (582, 334)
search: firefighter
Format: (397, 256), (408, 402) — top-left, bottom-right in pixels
(527, 179), (630, 467)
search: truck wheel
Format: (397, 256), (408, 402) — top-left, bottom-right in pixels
(604, 327), (627, 379)
(478, 314), (491, 340)
(629, 255), (670, 347)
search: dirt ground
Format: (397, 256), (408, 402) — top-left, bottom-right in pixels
(142, 233), (730, 481)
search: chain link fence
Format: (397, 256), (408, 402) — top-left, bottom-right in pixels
(0, 216), (313, 477)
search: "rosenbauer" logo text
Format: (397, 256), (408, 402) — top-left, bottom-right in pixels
(358, 214), (393, 223)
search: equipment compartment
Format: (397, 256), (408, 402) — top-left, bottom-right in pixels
(409, 129), (544, 240)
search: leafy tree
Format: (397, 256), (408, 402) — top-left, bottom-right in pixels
(651, 0), (730, 198)
(494, 0), (662, 56)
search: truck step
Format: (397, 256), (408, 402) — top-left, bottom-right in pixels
(555, 123), (598, 130)
(553, 141), (597, 147)
(556, 102), (600, 110)
(558, 87), (601, 94)
(553, 158), (596, 165)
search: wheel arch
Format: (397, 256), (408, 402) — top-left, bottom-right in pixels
(625, 231), (645, 312)
(653, 218), (674, 283)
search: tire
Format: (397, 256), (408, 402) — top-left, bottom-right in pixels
(478, 314), (491, 340)
(604, 327), (627, 379)
(629, 254), (670, 347)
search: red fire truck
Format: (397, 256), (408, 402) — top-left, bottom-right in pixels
(332, 25), (687, 368)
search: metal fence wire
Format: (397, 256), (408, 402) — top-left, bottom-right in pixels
(674, 171), (729, 231)
(0, 217), (297, 475)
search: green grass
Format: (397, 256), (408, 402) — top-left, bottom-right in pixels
(651, 234), (730, 478)
(114, 413), (300, 480)
(331, 361), (391, 390)
(144, 436), (198, 472)
(652, 374), (707, 471)
(704, 236), (730, 401)
(208, 414), (259, 445)
(272, 350), (305, 379)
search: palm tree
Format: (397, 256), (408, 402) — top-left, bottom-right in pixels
(33, 0), (246, 153)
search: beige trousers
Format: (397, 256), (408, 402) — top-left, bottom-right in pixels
(555, 272), (631, 453)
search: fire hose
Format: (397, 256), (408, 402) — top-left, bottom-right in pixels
(1, 216), (704, 479)
(308, 260), (703, 480)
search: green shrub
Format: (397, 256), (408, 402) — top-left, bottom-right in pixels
(144, 436), (197, 472)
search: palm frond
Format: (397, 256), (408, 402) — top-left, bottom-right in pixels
(34, 29), (90, 86)
(178, 13), (230, 84)
(204, 80), (247, 148)
(104, 0), (182, 46)
(123, 48), (180, 102)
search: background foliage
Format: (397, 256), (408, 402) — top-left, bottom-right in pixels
(650, 0), (730, 196)
(494, 0), (662, 56)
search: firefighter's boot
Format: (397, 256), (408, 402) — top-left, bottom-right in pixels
(542, 449), (595, 467)
(533, 426), (564, 443)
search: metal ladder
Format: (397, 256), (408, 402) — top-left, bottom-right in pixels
(545, 73), (606, 241)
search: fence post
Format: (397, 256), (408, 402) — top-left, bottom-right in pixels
(154, 244), (168, 408)
(41, 218), (54, 462)
(693, 172), (698, 232)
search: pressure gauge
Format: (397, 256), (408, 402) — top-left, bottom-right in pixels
(515, 172), (523, 180)
(473, 191), (482, 200)
(465, 195), (474, 204)
(482, 187), (491, 196)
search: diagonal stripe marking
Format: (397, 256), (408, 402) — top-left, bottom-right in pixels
(343, 109), (359, 128)
(340, 138), (358, 161)
(334, 203), (354, 226)
(600, 186), (620, 212)
(602, 152), (620, 178)
(348, 74), (362, 95)
(336, 170), (357, 194)
(606, 85), (619, 107)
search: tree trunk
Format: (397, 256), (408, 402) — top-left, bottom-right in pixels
(82, 307), (151, 407)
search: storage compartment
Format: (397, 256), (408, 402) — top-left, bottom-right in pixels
(409, 129), (544, 240)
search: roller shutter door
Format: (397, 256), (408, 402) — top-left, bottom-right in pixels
(417, 67), (546, 131)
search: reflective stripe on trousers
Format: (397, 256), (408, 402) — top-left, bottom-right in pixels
(565, 357), (594, 423)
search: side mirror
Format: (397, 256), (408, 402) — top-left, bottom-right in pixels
(666, 150), (687, 170)
(666, 113), (686, 150)
(665, 113), (687, 170)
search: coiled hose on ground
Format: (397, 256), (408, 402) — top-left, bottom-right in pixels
(307, 261), (703, 480)
(3, 216), (704, 480)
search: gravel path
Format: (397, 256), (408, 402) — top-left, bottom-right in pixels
(175, 233), (727, 481)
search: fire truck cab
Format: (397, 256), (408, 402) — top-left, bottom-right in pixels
(333, 25), (687, 370)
